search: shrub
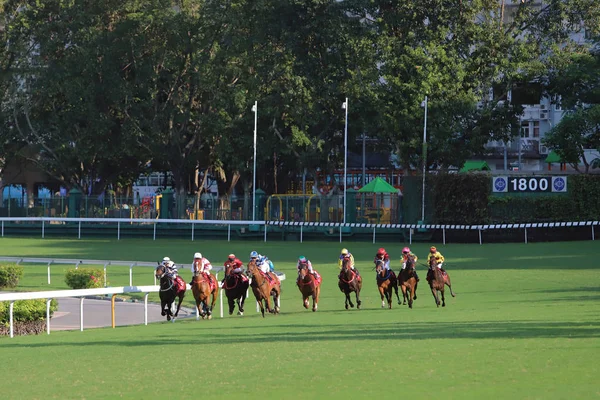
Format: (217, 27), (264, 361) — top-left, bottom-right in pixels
(0, 299), (59, 336)
(65, 268), (105, 289)
(0, 263), (24, 288)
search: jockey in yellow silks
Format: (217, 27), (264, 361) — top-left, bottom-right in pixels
(427, 246), (445, 270)
(338, 248), (360, 276)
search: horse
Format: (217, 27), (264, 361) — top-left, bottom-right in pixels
(338, 257), (362, 310)
(427, 257), (456, 307)
(155, 265), (186, 322)
(297, 264), (321, 312)
(398, 255), (419, 309)
(246, 259), (281, 317)
(191, 270), (219, 320)
(375, 259), (401, 309)
(222, 262), (249, 316)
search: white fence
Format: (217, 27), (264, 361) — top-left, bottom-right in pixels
(0, 257), (286, 338)
(0, 217), (597, 243)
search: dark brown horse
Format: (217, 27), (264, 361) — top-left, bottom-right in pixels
(246, 260), (281, 317)
(191, 271), (219, 319)
(375, 259), (401, 309)
(398, 255), (419, 309)
(297, 264), (321, 312)
(338, 258), (362, 310)
(427, 258), (456, 307)
(223, 262), (249, 316)
(155, 265), (186, 322)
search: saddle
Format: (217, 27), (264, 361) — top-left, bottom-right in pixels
(196, 272), (217, 291)
(173, 276), (186, 294)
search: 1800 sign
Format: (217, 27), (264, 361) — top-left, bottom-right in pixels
(492, 176), (568, 193)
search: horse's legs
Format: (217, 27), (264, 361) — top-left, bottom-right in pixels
(227, 296), (235, 315)
(208, 290), (218, 319)
(379, 286), (386, 308)
(393, 282), (401, 305)
(400, 285), (408, 305)
(431, 287), (440, 307)
(413, 281), (418, 300)
(312, 286), (319, 312)
(257, 299), (265, 318)
(238, 290), (246, 314)
(160, 300), (167, 316)
(445, 276), (456, 297)
(173, 294), (184, 319)
(441, 289), (446, 307)
(344, 291), (352, 309)
(387, 287), (393, 309)
(272, 288), (280, 314)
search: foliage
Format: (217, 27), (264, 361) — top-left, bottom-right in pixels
(0, 298), (58, 323)
(430, 173), (491, 224)
(64, 268), (105, 289)
(0, 263), (24, 288)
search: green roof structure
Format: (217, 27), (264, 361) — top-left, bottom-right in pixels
(544, 151), (562, 163)
(358, 177), (399, 193)
(459, 160), (491, 173)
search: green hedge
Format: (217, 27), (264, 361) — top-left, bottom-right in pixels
(0, 263), (24, 288)
(427, 173), (600, 224)
(65, 268), (105, 289)
(0, 299), (59, 335)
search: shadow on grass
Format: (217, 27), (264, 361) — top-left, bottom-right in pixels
(3, 320), (599, 348)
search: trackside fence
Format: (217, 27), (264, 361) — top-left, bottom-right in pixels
(0, 217), (597, 244)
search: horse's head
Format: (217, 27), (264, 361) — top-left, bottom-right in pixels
(428, 256), (437, 269)
(155, 265), (166, 279)
(246, 259), (258, 276)
(375, 259), (385, 275)
(341, 256), (352, 272)
(298, 263), (309, 278)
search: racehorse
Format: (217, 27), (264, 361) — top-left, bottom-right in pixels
(191, 271), (219, 320)
(246, 259), (281, 317)
(338, 257), (362, 310)
(398, 255), (419, 309)
(222, 262), (249, 316)
(155, 265), (186, 322)
(297, 264), (321, 312)
(375, 259), (401, 309)
(427, 257), (456, 307)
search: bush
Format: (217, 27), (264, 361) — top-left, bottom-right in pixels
(0, 299), (59, 336)
(0, 263), (24, 288)
(65, 268), (105, 289)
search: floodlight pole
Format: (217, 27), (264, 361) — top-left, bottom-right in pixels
(421, 95), (428, 222)
(252, 101), (257, 221)
(342, 97), (348, 224)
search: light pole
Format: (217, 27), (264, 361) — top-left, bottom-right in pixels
(252, 101), (257, 221)
(342, 97), (348, 224)
(421, 95), (428, 222)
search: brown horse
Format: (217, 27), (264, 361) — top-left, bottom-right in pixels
(191, 271), (219, 319)
(246, 260), (281, 317)
(297, 264), (321, 312)
(338, 258), (362, 310)
(375, 259), (401, 309)
(155, 265), (186, 322)
(427, 258), (456, 307)
(223, 262), (249, 316)
(398, 255), (419, 309)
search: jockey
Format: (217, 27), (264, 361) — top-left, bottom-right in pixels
(374, 247), (391, 270)
(249, 251), (273, 274)
(162, 257), (178, 279)
(427, 246), (446, 271)
(400, 247), (420, 282)
(338, 248), (360, 276)
(189, 252), (213, 286)
(220, 253), (245, 286)
(297, 256), (319, 280)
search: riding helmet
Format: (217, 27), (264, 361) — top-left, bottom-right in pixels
(377, 247), (386, 255)
(194, 252), (202, 259)
(402, 247), (410, 254)
(228, 254), (236, 260)
(250, 250), (258, 258)
(163, 256), (171, 262)
(430, 246), (437, 253)
(298, 256), (307, 263)
(341, 248), (349, 255)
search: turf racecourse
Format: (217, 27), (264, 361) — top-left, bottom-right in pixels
(1, 238), (599, 400)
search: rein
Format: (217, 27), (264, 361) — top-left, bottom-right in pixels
(159, 277), (174, 292)
(339, 269), (356, 284)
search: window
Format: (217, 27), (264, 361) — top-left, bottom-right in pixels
(533, 121), (540, 138)
(521, 122), (529, 138)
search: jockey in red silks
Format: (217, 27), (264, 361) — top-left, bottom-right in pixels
(296, 256), (320, 281)
(400, 247), (420, 282)
(220, 253), (247, 287)
(374, 247), (391, 271)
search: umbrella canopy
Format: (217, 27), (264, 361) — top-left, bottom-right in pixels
(544, 151), (562, 163)
(358, 177), (399, 193)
